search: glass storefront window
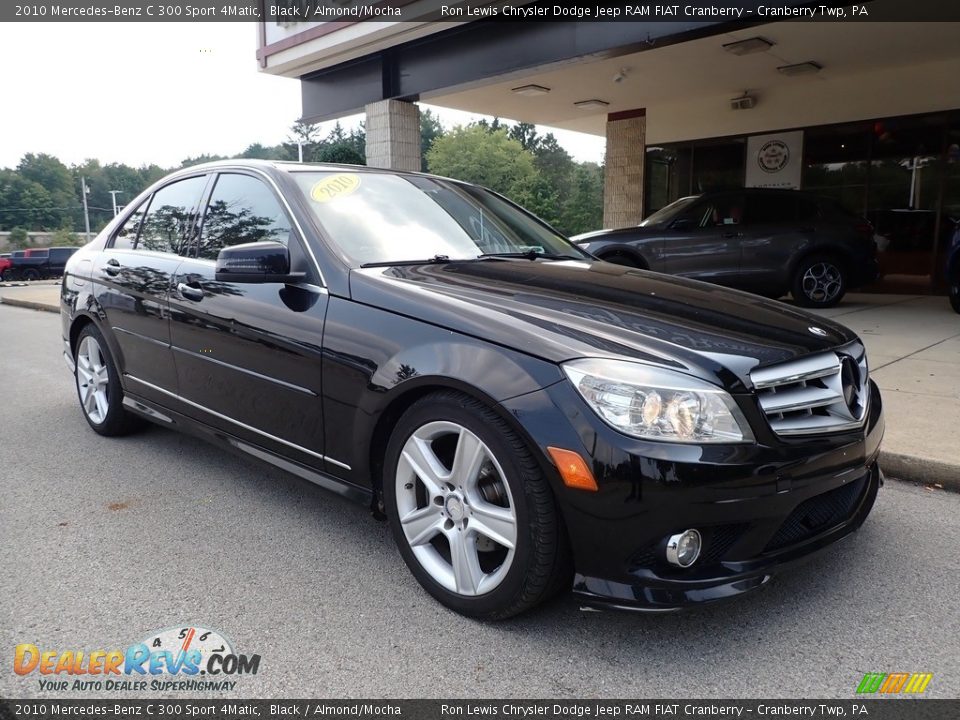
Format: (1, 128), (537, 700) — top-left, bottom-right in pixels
(802, 123), (871, 215)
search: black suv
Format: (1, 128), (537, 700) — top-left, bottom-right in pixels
(60, 162), (883, 618)
(573, 189), (879, 308)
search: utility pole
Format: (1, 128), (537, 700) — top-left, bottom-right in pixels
(109, 190), (122, 217)
(81, 177), (91, 241)
(297, 140), (304, 163)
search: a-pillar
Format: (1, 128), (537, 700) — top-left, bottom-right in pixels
(603, 109), (646, 229)
(364, 99), (421, 171)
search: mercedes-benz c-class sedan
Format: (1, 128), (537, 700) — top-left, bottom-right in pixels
(60, 161), (884, 618)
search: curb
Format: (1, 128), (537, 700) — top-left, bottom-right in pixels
(879, 451), (959, 492)
(0, 297), (59, 314)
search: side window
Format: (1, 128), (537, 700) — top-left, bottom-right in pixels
(137, 175), (208, 256)
(707, 195), (745, 226)
(747, 194), (797, 225)
(197, 174), (292, 261)
(112, 200), (148, 250)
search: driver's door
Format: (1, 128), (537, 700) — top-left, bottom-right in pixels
(167, 171), (330, 469)
(660, 193), (744, 286)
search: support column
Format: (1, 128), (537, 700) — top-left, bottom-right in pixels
(364, 99), (421, 171)
(603, 109), (646, 229)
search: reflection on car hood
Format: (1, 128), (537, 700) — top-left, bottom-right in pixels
(572, 226), (662, 244)
(350, 259), (857, 391)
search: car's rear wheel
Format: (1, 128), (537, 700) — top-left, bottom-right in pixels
(3, 269), (19, 282)
(21, 268), (40, 282)
(383, 391), (570, 619)
(74, 325), (143, 436)
(791, 254), (847, 308)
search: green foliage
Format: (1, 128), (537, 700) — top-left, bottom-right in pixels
(8, 227), (30, 249)
(420, 109), (445, 172)
(52, 226), (84, 247)
(314, 144), (365, 165)
(427, 126), (539, 207)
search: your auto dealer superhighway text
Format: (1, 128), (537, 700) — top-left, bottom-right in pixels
(440, 5), (842, 18)
(440, 704), (842, 717)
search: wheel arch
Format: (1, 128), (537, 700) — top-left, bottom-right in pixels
(594, 244), (649, 269)
(365, 377), (557, 515)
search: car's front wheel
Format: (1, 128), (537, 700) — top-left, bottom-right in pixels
(74, 324), (143, 436)
(792, 254), (847, 308)
(383, 391), (570, 619)
(21, 268), (40, 282)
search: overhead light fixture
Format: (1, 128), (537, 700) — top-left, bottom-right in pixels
(722, 37), (774, 55)
(574, 99), (610, 109)
(511, 84), (551, 97)
(778, 61), (823, 76)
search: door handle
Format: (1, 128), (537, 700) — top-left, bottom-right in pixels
(104, 259), (121, 276)
(177, 282), (204, 301)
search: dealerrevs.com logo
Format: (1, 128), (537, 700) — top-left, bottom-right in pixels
(13, 626), (260, 693)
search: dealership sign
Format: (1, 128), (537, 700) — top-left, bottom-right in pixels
(746, 131), (804, 189)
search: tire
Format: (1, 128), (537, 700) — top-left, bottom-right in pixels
(21, 268), (40, 282)
(2, 269), (19, 282)
(383, 391), (571, 619)
(791, 254), (847, 308)
(950, 278), (960, 315)
(73, 324), (143, 436)
(599, 252), (642, 269)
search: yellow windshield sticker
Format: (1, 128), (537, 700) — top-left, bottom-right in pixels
(310, 174), (361, 203)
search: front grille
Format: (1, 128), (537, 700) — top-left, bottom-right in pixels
(750, 342), (868, 436)
(765, 476), (867, 552)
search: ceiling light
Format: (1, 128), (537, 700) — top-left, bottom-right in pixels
(722, 37), (774, 55)
(574, 99), (610, 110)
(511, 84), (551, 97)
(778, 61), (823, 76)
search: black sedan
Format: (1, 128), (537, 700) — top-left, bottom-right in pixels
(572, 189), (879, 308)
(60, 161), (884, 618)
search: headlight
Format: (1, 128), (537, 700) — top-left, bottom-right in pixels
(563, 358), (754, 443)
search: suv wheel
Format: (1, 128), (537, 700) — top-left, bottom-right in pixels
(21, 268), (40, 282)
(2, 269), (18, 282)
(74, 325), (143, 436)
(383, 391), (570, 619)
(600, 252), (641, 268)
(792, 254), (847, 308)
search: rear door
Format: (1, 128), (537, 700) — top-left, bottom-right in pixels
(660, 192), (745, 285)
(739, 192), (809, 291)
(94, 174), (209, 403)
(167, 171), (330, 471)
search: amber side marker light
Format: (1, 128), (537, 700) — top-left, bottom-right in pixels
(547, 447), (598, 492)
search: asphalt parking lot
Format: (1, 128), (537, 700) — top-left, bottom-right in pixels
(1, 304), (958, 700)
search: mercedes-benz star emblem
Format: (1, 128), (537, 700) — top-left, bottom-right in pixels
(808, 326), (828, 337)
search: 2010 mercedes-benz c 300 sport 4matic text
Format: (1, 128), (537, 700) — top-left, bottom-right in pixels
(60, 161), (884, 619)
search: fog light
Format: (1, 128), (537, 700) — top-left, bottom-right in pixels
(665, 529), (702, 567)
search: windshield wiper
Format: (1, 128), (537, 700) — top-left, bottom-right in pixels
(479, 250), (584, 261)
(360, 255), (460, 268)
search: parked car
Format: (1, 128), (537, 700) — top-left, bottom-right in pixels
(3, 247), (79, 281)
(0, 253), (12, 279)
(60, 161), (884, 618)
(947, 220), (960, 314)
(572, 189), (879, 308)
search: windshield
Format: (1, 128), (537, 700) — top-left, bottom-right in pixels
(638, 196), (700, 227)
(292, 171), (589, 266)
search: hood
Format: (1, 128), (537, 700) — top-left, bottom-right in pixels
(349, 259), (858, 391)
(572, 226), (661, 244)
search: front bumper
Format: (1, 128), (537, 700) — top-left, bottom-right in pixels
(502, 379), (885, 611)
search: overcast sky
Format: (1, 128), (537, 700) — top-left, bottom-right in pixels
(0, 22), (605, 170)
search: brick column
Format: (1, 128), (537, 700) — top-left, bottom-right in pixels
(603, 109), (646, 229)
(364, 99), (421, 172)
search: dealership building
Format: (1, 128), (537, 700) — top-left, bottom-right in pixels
(257, 0), (960, 291)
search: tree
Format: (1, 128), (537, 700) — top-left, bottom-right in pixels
(420, 109), (445, 171)
(426, 125), (540, 206)
(7, 227), (30, 249)
(314, 144), (365, 165)
(508, 122), (540, 153)
(0, 170), (60, 230)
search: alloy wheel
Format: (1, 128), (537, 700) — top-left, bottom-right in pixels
(76, 335), (110, 424)
(801, 261), (843, 304)
(395, 421), (517, 596)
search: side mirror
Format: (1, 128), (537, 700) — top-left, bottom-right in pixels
(214, 241), (305, 284)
